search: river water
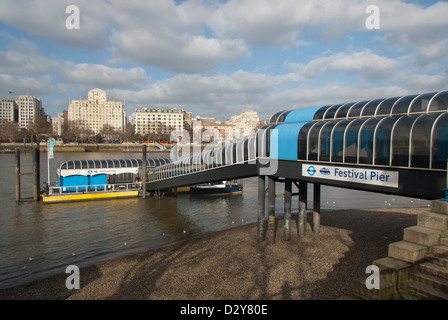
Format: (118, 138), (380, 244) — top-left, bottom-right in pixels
(0, 151), (430, 289)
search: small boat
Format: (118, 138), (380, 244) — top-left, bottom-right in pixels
(41, 158), (170, 203)
(190, 180), (243, 195)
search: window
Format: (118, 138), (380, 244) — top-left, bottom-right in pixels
(410, 114), (438, 168)
(391, 116), (416, 166)
(358, 118), (380, 164)
(344, 119), (363, 163)
(431, 113), (448, 169)
(428, 91), (448, 113)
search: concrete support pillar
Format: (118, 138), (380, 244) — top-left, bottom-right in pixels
(283, 179), (292, 241)
(298, 181), (307, 238)
(313, 182), (321, 234)
(266, 175), (276, 244)
(257, 175), (266, 242)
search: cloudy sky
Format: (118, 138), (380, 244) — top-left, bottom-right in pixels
(0, 0), (447, 121)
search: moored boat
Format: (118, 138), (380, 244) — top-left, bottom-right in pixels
(42, 158), (170, 203)
(190, 180), (243, 195)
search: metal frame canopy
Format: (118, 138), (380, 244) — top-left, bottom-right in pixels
(58, 158), (171, 171)
(147, 90), (448, 199)
(267, 90), (448, 170)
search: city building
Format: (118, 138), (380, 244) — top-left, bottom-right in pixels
(134, 108), (186, 136)
(52, 112), (66, 136)
(18, 95), (44, 129)
(0, 99), (18, 123)
(68, 88), (125, 134)
(225, 110), (260, 133)
(193, 118), (236, 142)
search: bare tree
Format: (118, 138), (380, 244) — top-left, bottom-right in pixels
(0, 121), (20, 142)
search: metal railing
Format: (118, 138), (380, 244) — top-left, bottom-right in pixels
(46, 182), (142, 195)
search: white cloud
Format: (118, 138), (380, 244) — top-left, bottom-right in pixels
(285, 50), (400, 82)
(210, 0), (366, 46)
(109, 29), (248, 73)
(60, 63), (148, 89)
(0, 0), (111, 49)
(0, 74), (64, 96)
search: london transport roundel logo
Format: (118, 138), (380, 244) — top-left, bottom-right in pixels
(307, 166), (316, 176)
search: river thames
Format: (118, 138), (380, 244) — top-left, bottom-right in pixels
(0, 150), (429, 289)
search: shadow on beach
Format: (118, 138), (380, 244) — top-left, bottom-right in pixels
(0, 206), (424, 300)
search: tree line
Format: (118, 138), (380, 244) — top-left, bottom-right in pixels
(0, 117), (188, 143)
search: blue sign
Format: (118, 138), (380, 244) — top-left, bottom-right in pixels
(302, 164), (399, 188)
(48, 140), (55, 159)
(307, 166), (316, 176)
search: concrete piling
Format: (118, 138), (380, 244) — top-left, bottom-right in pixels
(313, 182), (321, 234)
(283, 179), (292, 241)
(33, 143), (40, 201)
(266, 176), (276, 244)
(257, 175), (266, 242)
(15, 149), (20, 202)
(142, 145), (147, 199)
(298, 181), (307, 237)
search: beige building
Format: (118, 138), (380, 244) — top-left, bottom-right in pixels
(225, 110), (260, 132)
(68, 88), (125, 134)
(134, 108), (186, 136)
(18, 95), (44, 129)
(51, 112), (66, 136)
(0, 99), (18, 123)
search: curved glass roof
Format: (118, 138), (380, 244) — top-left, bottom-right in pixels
(58, 158), (171, 170)
(268, 90), (448, 124)
(147, 90), (448, 184)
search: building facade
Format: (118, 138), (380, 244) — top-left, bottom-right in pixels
(134, 108), (185, 136)
(68, 88), (125, 134)
(0, 99), (18, 123)
(18, 95), (44, 129)
(225, 110), (260, 132)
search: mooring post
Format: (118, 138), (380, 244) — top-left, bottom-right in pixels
(313, 182), (321, 234)
(15, 149), (20, 202)
(298, 181), (307, 237)
(33, 141), (40, 201)
(266, 175), (276, 244)
(283, 179), (292, 241)
(257, 175), (266, 242)
(142, 145), (147, 199)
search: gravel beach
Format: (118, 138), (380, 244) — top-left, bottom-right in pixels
(0, 206), (426, 300)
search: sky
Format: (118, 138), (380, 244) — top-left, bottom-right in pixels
(0, 0), (447, 122)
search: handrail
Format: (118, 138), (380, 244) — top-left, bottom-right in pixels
(47, 182), (142, 195)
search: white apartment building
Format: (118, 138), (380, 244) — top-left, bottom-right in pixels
(0, 99), (18, 123)
(18, 95), (44, 129)
(134, 108), (185, 136)
(52, 112), (65, 136)
(225, 110), (260, 132)
(68, 88), (125, 134)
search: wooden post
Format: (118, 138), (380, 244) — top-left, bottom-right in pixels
(266, 176), (276, 244)
(283, 179), (292, 241)
(15, 149), (20, 202)
(257, 175), (266, 242)
(33, 142), (40, 201)
(313, 182), (321, 234)
(298, 181), (307, 237)
(142, 145), (147, 199)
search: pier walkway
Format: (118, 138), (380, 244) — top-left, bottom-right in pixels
(147, 90), (448, 243)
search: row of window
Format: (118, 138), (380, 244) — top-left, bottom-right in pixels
(148, 138), (257, 182)
(148, 91), (448, 182)
(269, 90), (448, 124)
(59, 158), (171, 170)
(294, 113), (448, 169)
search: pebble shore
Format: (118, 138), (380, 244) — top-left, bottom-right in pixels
(0, 207), (426, 300)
